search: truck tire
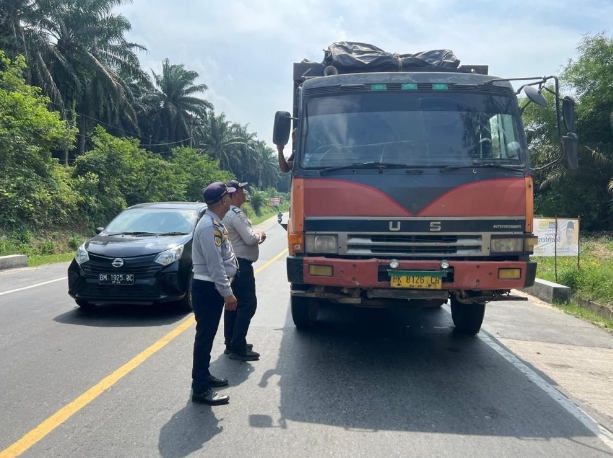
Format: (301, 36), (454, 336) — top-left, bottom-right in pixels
(450, 296), (485, 334)
(291, 296), (319, 329)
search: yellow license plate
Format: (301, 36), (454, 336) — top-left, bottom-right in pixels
(390, 275), (442, 289)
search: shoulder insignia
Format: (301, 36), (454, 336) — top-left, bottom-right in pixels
(213, 229), (222, 238)
(232, 207), (241, 214)
(213, 219), (221, 226)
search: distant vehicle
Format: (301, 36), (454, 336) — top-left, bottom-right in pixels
(67, 202), (207, 312)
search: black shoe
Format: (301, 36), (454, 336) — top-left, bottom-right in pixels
(224, 343), (253, 355)
(205, 374), (228, 387)
(191, 389), (229, 405)
(229, 349), (260, 361)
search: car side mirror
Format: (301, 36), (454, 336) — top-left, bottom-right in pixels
(273, 111), (292, 146)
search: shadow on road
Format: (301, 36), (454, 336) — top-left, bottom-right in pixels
(53, 302), (188, 328)
(158, 401), (223, 458)
(249, 302), (609, 453)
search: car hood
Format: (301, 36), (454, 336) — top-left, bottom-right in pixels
(84, 234), (191, 257)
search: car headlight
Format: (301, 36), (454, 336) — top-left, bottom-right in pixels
(305, 234), (338, 254)
(75, 244), (89, 265)
(490, 237), (523, 253)
(155, 245), (185, 266)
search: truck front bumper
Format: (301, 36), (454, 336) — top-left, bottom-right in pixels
(287, 257), (537, 291)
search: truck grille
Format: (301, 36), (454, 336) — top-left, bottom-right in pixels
(344, 233), (483, 257)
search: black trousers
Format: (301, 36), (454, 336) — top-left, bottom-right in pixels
(224, 257), (257, 353)
(191, 279), (224, 392)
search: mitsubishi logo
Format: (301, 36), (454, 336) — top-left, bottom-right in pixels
(112, 258), (124, 268)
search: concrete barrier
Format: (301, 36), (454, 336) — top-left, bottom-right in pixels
(522, 278), (571, 304)
(0, 254), (28, 270)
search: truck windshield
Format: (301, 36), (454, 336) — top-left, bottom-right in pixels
(301, 91), (526, 169)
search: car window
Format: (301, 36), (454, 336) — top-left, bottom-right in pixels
(105, 209), (198, 234)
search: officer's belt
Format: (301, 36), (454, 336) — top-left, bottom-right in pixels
(194, 273), (235, 283)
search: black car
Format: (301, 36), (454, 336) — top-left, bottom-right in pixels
(68, 202), (207, 311)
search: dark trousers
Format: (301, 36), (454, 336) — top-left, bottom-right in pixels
(224, 258), (257, 353)
(191, 279), (224, 392)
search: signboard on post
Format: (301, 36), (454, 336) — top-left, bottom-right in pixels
(533, 218), (580, 256)
(269, 197), (281, 207)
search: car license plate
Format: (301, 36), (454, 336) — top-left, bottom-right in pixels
(99, 273), (134, 285)
(390, 274), (442, 289)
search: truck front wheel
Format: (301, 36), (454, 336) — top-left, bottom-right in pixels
(291, 296), (319, 329)
(450, 296), (485, 335)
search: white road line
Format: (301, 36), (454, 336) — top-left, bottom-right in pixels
(0, 277), (65, 297)
(440, 302), (613, 451)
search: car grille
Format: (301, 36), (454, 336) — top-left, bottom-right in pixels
(77, 284), (160, 299)
(81, 253), (163, 276)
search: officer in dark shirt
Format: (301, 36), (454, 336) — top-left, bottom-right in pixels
(190, 182), (238, 405)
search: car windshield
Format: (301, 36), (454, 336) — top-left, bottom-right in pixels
(104, 208), (198, 235)
(301, 90), (526, 169)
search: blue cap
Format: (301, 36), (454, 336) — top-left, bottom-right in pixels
(203, 182), (236, 204)
(226, 180), (248, 190)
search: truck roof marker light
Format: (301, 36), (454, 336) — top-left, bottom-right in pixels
(401, 83), (417, 90)
(371, 84), (387, 91)
(432, 83), (449, 90)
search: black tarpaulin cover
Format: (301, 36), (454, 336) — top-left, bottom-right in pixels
(322, 42), (460, 73)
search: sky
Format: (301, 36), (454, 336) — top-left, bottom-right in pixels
(119, 0), (612, 149)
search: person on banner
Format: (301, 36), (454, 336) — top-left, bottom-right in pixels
(559, 221), (579, 255)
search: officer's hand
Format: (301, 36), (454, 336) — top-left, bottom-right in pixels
(224, 294), (238, 311)
(259, 231), (267, 244)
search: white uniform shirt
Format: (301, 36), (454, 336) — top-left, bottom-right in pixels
(222, 205), (262, 262)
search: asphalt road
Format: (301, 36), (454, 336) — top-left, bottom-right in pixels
(1, 217), (613, 458)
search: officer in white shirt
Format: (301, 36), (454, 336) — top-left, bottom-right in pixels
(222, 180), (267, 361)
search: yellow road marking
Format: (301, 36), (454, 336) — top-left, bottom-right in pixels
(0, 249), (288, 458)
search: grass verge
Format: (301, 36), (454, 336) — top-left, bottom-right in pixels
(28, 253), (75, 267)
(549, 300), (613, 333)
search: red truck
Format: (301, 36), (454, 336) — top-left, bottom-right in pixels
(273, 43), (578, 334)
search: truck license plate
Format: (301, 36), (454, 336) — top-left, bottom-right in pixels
(390, 275), (442, 289)
(99, 273), (134, 285)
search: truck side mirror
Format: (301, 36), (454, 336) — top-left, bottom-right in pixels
(523, 86), (548, 107)
(273, 111), (292, 146)
(563, 132), (579, 169)
(562, 97), (576, 133)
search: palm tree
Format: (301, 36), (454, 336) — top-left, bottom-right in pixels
(197, 111), (248, 170)
(146, 58), (213, 147)
(0, 0), (149, 158)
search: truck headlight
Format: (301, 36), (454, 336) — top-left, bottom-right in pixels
(490, 238), (523, 253)
(155, 245), (185, 266)
(305, 234), (338, 254)
(75, 244), (90, 265)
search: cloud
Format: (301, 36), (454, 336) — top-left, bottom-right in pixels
(119, 0), (610, 148)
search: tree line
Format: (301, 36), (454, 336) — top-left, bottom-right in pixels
(1, 0), (612, 234)
(0, 0), (287, 182)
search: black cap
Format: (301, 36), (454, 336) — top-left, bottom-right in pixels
(203, 182), (236, 204)
(226, 180), (248, 190)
